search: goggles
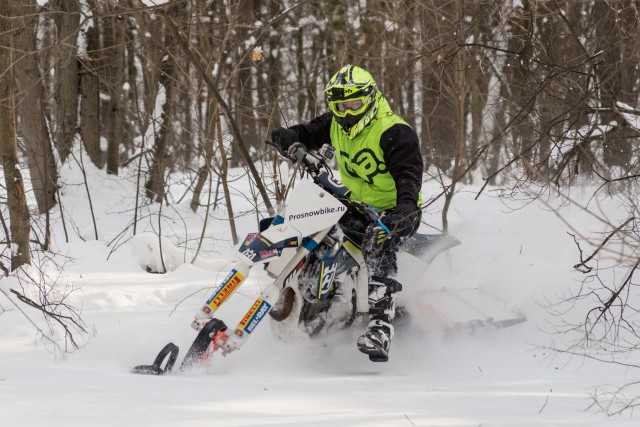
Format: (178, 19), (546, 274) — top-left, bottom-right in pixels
(328, 96), (368, 118)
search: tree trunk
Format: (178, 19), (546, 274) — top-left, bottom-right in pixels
(52, 0), (80, 163)
(0, 0), (31, 270)
(145, 3), (182, 202)
(191, 99), (217, 212)
(145, 53), (174, 202)
(228, 0), (258, 167)
(442, 0), (467, 232)
(326, 0), (350, 72)
(13, 0), (58, 214)
(105, 8), (125, 175)
(215, 113), (238, 245)
(593, 1), (632, 169)
(79, 22), (103, 168)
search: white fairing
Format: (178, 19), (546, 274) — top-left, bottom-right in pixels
(281, 178), (347, 235)
(259, 225), (303, 275)
(262, 179), (346, 278)
(259, 223), (301, 243)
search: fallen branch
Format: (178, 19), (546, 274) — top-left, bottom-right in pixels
(9, 287), (87, 349)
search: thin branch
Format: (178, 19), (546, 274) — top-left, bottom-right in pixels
(572, 217), (636, 273)
(9, 287), (87, 349)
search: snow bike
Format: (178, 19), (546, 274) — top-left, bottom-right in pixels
(132, 141), (460, 375)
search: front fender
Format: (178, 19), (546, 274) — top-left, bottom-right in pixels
(236, 225), (303, 265)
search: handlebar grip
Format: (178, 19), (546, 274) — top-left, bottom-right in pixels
(289, 142), (307, 163)
(265, 139), (306, 164)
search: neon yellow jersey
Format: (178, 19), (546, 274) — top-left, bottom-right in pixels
(329, 96), (420, 211)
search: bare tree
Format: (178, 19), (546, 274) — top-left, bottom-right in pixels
(144, 3), (180, 202)
(51, 0), (80, 163)
(13, 0), (58, 214)
(0, 0), (31, 270)
(164, 12), (275, 216)
(79, 20), (104, 168)
(103, 3), (126, 175)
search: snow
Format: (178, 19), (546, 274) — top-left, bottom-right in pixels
(1, 157), (639, 426)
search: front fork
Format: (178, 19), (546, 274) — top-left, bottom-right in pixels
(191, 262), (251, 331)
(191, 267), (279, 356)
(216, 283), (281, 354)
(220, 237), (319, 354)
(193, 230), (328, 355)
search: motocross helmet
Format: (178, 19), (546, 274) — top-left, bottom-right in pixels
(325, 65), (380, 139)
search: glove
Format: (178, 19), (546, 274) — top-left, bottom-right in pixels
(271, 127), (298, 151)
(363, 203), (417, 250)
(364, 225), (392, 249)
(381, 203), (417, 237)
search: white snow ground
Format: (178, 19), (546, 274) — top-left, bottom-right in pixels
(2, 159), (640, 427)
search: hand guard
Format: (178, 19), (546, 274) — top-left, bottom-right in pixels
(270, 127), (298, 151)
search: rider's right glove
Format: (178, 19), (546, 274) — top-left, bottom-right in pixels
(271, 127), (298, 151)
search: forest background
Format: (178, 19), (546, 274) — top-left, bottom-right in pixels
(2, 0), (640, 415)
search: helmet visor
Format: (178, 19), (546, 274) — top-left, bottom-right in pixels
(329, 97), (367, 118)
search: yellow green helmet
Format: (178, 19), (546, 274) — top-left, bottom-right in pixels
(324, 65), (380, 139)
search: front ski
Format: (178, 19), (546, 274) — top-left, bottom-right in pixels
(180, 318), (228, 371)
(132, 318), (228, 375)
(132, 342), (180, 375)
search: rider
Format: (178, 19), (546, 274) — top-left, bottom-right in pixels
(270, 64), (423, 361)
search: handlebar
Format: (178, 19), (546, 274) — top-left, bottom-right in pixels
(266, 139), (390, 235)
(265, 140), (309, 165)
(265, 139), (334, 187)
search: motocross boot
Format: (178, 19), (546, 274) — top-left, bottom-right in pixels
(357, 276), (402, 362)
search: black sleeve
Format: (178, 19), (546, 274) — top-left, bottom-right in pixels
(379, 124), (424, 209)
(288, 112), (333, 150)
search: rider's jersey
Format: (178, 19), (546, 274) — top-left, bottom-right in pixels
(289, 96), (423, 211)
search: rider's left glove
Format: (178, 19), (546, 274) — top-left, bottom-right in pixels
(381, 203), (418, 237)
(364, 203), (418, 249)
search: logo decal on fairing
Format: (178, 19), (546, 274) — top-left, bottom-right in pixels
(288, 205), (346, 222)
(237, 298), (272, 334)
(259, 248), (279, 260)
(242, 248), (257, 259)
(243, 233), (258, 245)
(318, 262), (337, 299)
